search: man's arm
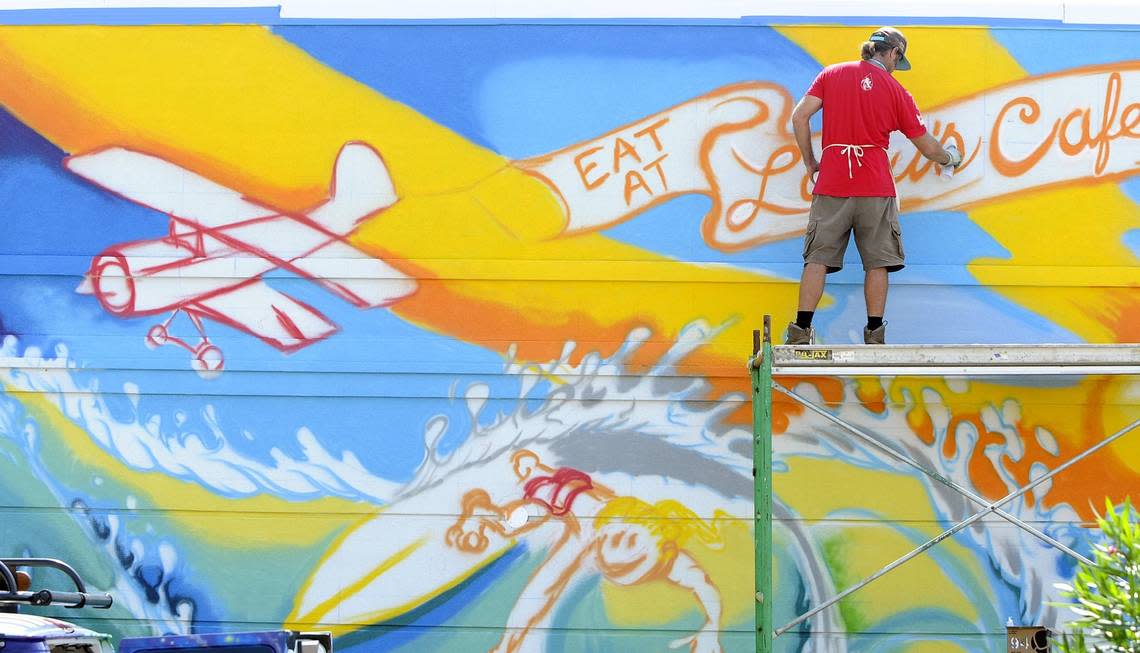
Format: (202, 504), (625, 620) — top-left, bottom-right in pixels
(791, 95), (823, 176)
(666, 551), (723, 653)
(897, 87), (962, 168)
(910, 132), (961, 166)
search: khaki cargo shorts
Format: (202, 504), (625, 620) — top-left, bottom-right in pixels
(802, 195), (905, 273)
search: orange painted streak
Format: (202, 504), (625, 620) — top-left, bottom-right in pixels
(771, 377), (846, 434)
(1001, 412), (1135, 515)
(886, 375), (1140, 520)
(348, 248), (799, 425)
(1058, 378), (1140, 513)
(948, 413), (1011, 503)
(501, 539), (593, 653)
(887, 380), (1016, 504)
(888, 380), (938, 447)
(773, 377), (845, 406)
(390, 277), (735, 372)
(944, 408), (1037, 507)
(855, 378), (887, 415)
(1089, 288), (1140, 341)
(392, 281), (768, 426)
(0, 37), (121, 161)
(908, 407), (936, 447)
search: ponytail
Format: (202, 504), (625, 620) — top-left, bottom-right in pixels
(861, 39), (893, 61)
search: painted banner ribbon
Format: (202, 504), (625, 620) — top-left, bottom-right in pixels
(520, 63), (1140, 251)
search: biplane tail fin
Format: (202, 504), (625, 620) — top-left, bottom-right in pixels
(313, 141), (398, 234)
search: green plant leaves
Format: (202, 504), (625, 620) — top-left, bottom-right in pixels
(1053, 498), (1140, 652)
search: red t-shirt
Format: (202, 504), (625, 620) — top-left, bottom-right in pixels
(806, 60), (927, 197)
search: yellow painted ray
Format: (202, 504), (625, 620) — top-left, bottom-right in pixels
(967, 187), (1140, 342)
(0, 26), (505, 202)
(775, 25), (1026, 106)
(905, 643), (973, 653)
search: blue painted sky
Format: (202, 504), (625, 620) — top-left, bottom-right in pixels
(991, 27), (1140, 76)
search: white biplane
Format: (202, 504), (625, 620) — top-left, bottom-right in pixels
(66, 142), (416, 378)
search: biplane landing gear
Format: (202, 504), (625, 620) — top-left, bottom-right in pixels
(145, 323), (170, 349)
(191, 342), (224, 379)
(143, 310), (225, 379)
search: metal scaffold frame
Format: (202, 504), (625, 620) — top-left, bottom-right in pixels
(748, 315), (1140, 653)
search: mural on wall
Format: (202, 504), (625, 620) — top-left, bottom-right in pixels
(0, 18), (1138, 653)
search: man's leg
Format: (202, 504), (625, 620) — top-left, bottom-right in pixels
(788, 196), (853, 344)
(798, 263), (828, 314)
(863, 266), (888, 344)
(492, 534), (592, 653)
(786, 263), (827, 344)
(864, 267), (888, 317)
(853, 197), (903, 344)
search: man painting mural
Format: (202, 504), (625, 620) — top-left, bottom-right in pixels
(786, 27), (963, 345)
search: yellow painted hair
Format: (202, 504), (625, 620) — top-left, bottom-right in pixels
(596, 496), (731, 552)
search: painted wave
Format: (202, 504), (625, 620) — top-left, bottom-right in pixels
(0, 323), (1088, 643)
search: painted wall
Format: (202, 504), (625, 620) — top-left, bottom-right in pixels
(0, 16), (1138, 653)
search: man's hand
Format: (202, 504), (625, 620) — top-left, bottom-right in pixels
(669, 626), (723, 653)
(792, 95), (823, 187)
(911, 132), (966, 169)
(943, 143), (963, 167)
(445, 517), (492, 553)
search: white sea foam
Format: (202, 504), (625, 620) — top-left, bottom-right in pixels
(0, 335), (401, 503)
(402, 320), (750, 497)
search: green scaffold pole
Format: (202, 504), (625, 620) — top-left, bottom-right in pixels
(751, 318), (773, 653)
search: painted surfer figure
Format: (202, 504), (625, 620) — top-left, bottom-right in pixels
(446, 449), (726, 653)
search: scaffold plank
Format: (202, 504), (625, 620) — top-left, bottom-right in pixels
(767, 344), (1140, 376)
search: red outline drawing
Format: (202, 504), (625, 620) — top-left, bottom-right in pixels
(66, 141), (417, 378)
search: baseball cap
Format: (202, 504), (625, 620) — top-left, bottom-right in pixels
(870, 29), (911, 71)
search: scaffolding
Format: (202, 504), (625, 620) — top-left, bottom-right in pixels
(749, 316), (1140, 653)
